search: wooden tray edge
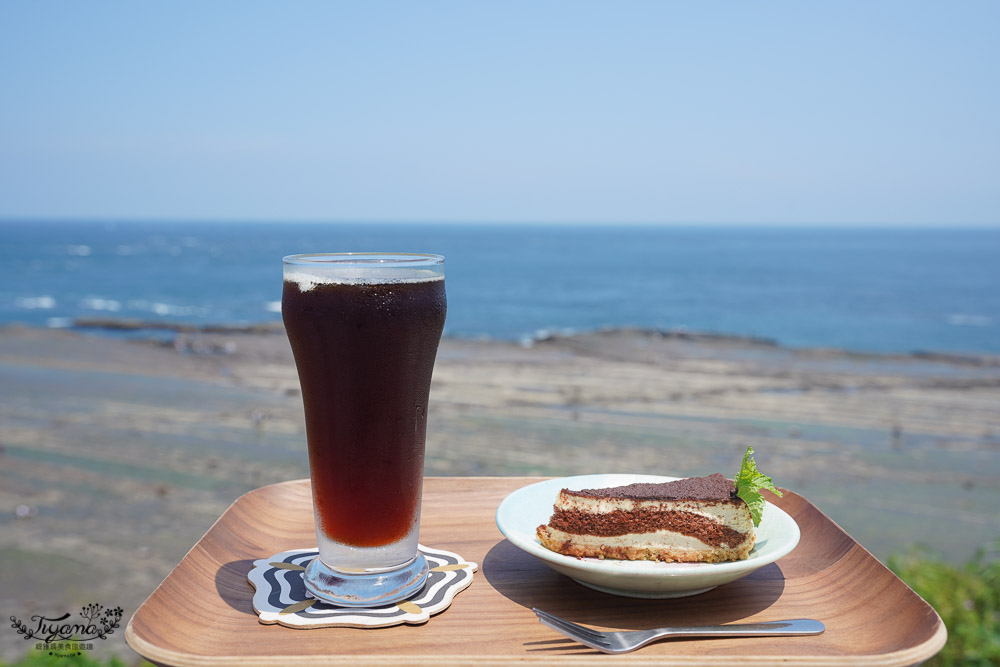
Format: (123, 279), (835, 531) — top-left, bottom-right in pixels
(124, 478), (949, 666)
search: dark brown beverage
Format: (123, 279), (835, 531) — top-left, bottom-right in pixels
(282, 273), (446, 548)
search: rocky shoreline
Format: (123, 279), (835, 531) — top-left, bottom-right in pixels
(1, 323), (998, 662)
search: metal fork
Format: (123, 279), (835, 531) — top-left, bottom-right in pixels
(533, 608), (824, 654)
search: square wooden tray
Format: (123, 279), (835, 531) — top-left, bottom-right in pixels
(126, 477), (945, 665)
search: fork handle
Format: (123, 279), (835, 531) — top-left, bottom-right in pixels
(660, 618), (825, 639)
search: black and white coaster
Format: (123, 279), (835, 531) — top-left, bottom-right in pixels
(248, 545), (477, 628)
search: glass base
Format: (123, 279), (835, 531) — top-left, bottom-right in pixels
(302, 552), (429, 607)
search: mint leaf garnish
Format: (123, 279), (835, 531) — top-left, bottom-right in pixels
(734, 446), (782, 527)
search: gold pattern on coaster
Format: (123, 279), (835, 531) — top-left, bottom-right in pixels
(279, 600), (316, 615)
(270, 562), (306, 571)
(396, 601), (422, 615)
(430, 564), (470, 572)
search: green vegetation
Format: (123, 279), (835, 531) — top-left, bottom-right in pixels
(888, 539), (1000, 666)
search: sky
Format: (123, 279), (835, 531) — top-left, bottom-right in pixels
(1, 1), (998, 226)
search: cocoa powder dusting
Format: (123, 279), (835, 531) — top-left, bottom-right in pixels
(569, 472), (737, 501)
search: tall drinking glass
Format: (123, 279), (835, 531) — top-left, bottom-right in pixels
(281, 253), (446, 606)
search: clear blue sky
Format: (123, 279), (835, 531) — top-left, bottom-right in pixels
(1, 1), (997, 226)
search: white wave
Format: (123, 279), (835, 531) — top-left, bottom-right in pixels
(947, 314), (993, 327)
(265, 301), (282, 313)
(127, 299), (208, 317)
(519, 326), (579, 347)
(81, 297), (122, 312)
(16, 296), (56, 309)
(152, 302), (194, 316)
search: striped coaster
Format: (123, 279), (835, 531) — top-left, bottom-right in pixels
(248, 545), (477, 628)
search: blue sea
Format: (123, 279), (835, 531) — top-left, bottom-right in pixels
(2, 220), (998, 355)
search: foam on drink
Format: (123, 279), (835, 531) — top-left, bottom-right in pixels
(284, 267), (444, 291)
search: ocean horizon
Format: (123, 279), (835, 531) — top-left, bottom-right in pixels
(2, 219), (999, 356)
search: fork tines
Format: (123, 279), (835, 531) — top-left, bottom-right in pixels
(532, 608), (614, 649)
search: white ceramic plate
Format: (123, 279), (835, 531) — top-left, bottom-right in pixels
(495, 474), (800, 598)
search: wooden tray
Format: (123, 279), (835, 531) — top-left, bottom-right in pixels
(126, 477), (946, 665)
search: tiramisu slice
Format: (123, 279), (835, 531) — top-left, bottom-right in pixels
(536, 473), (756, 563)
